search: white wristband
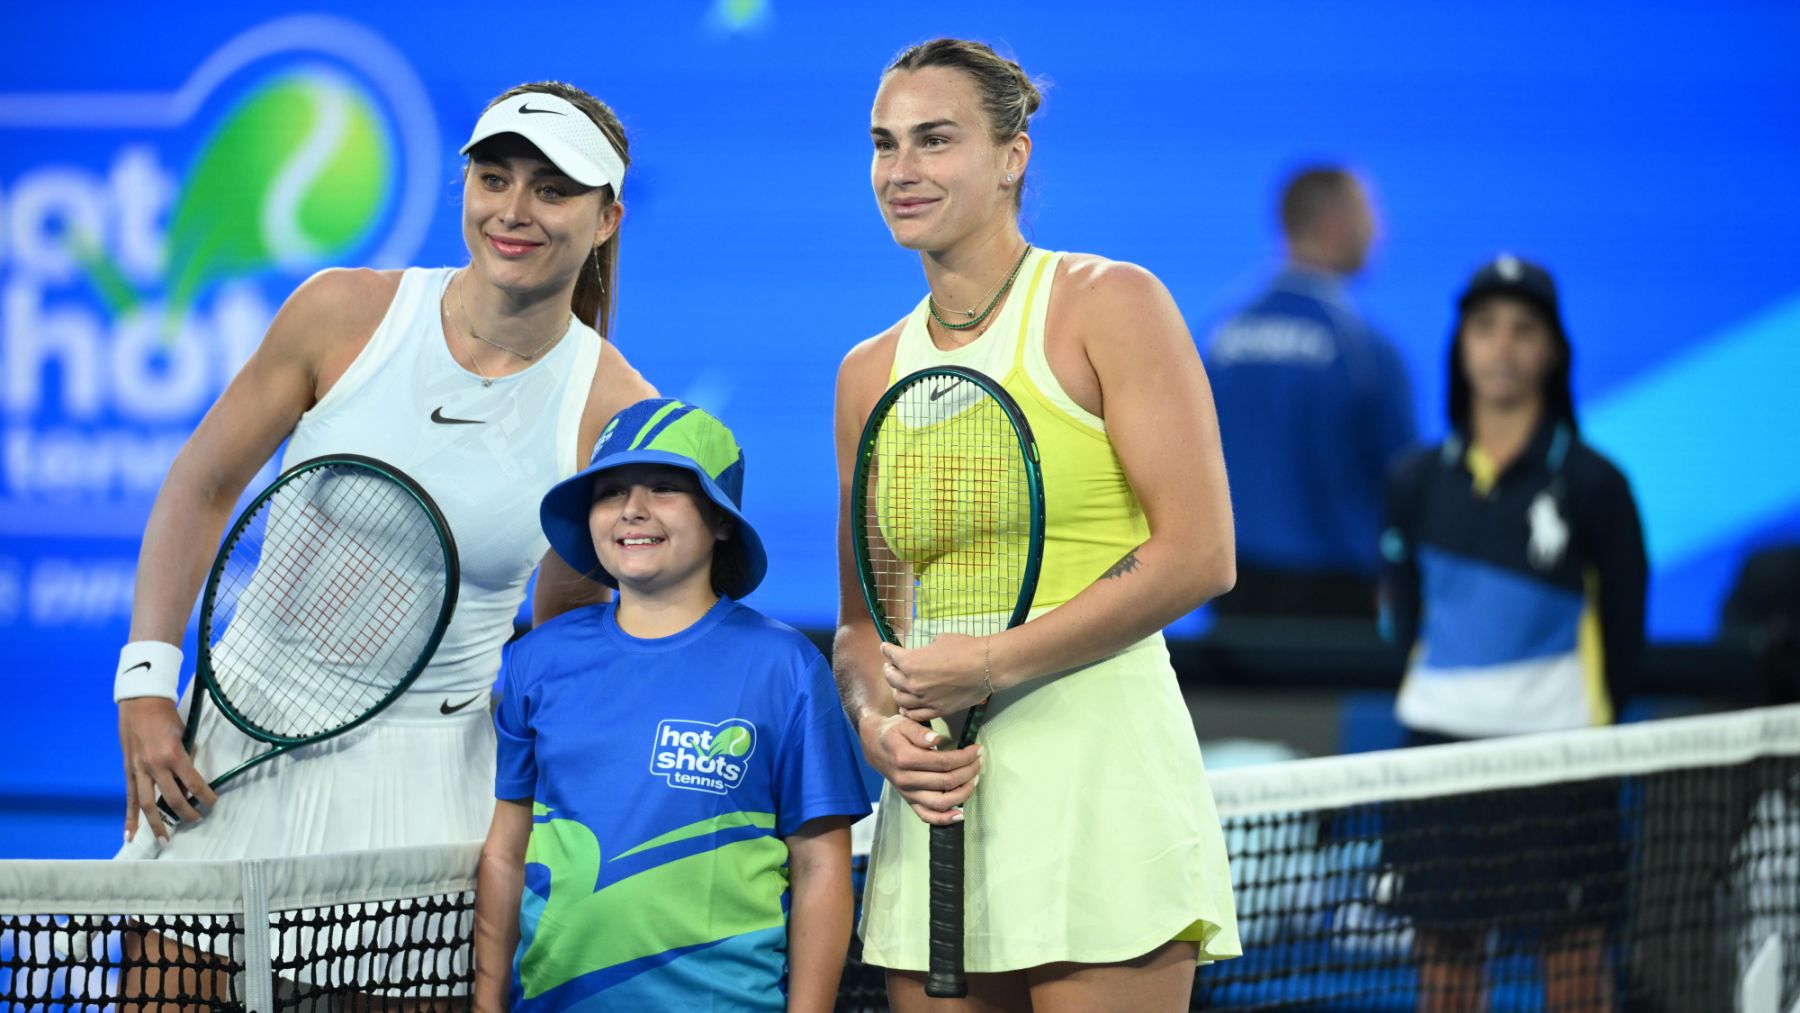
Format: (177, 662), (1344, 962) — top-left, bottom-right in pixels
(114, 641), (183, 702)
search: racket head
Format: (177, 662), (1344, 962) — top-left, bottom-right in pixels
(193, 454), (459, 748)
(849, 366), (1046, 650)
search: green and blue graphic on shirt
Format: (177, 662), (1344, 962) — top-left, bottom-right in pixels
(495, 598), (871, 1012)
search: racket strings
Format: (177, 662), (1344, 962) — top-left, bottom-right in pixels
(273, 500), (422, 664)
(207, 465), (450, 739)
(863, 375), (1032, 649)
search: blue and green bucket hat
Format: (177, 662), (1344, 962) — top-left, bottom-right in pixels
(540, 398), (767, 598)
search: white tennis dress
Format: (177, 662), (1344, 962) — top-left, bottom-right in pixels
(123, 267), (599, 861)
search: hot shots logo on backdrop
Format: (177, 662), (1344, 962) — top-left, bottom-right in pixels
(0, 16), (437, 627)
(159, 68), (394, 319)
(649, 718), (759, 795)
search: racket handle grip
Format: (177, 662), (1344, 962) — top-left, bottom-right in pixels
(154, 790), (201, 828)
(925, 820), (967, 998)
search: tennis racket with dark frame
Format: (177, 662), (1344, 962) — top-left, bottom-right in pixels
(157, 453), (459, 824)
(850, 365), (1046, 997)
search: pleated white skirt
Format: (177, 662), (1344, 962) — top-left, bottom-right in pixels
(119, 689), (495, 861)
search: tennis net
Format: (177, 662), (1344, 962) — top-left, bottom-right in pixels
(0, 842), (478, 1011)
(1198, 702), (1800, 1012)
(3, 705), (1796, 1011)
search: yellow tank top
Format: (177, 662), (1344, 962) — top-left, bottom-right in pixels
(888, 249), (1149, 611)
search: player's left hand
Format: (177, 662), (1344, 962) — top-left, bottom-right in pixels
(881, 635), (990, 722)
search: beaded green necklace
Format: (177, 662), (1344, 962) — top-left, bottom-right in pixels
(928, 243), (1034, 332)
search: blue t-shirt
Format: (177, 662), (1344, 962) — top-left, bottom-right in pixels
(494, 598), (872, 1012)
(1206, 267), (1415, 576)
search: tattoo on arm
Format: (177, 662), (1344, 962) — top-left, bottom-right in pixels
(1100, 545), (1144, 580)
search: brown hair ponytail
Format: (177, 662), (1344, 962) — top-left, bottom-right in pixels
(481, 81), (630, 339)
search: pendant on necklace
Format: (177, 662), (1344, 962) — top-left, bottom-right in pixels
(482, 378), (492, 388)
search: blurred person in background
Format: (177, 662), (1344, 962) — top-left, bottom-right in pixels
(1721, 544), (1800, 704)
(1206, 165), (1414, 621)
(1380, 254), (1648, 1012)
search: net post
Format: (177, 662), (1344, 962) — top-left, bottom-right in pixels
(239, 857), (275, 1012)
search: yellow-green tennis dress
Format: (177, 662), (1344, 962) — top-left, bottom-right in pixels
(857, 249), (1241, 971)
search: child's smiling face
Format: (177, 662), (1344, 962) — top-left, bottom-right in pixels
(588, 464), (731, 599)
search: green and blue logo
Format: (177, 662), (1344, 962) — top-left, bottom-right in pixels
(156, 68), (394, 323)
(37, 15), (436, 335)
(0, 16), (441, 524)
(650, 718), (758, 794)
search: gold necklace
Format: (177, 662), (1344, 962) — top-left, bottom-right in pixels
(466, 350), (493, 387)
(928, 243), (1032, 333)
(455, 270), (569, 362)
(948, 250), (1015, 318)
(442, 280), (496, 387)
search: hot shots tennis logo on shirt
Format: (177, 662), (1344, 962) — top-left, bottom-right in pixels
(649, 718), (758, 794)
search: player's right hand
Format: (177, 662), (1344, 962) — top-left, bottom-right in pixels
(118, 698), (215, 842)
(859, 712), (981, 827)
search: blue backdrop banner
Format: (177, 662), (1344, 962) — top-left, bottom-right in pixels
(3, 2), (1797, 853)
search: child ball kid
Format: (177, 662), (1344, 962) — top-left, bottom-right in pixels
(474, 399), (872, 1013)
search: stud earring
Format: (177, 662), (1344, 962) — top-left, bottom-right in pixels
(1006, 173), (1015, 183)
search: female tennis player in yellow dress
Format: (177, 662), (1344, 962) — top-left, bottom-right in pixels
(832, 38), (1242, 1013)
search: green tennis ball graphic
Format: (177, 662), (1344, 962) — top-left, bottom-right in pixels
(720, 0), (767, 27)
(707, 726), (753, 758)
(161, 68), (392, 329)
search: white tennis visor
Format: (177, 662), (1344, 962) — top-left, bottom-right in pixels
(459, 92), (626, 193)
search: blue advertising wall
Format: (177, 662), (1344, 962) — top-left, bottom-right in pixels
(3, 2), (1797, 856)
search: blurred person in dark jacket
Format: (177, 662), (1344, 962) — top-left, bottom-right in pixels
(1207, 166), (1413, 620)
(1381, 253), (1648, 1013)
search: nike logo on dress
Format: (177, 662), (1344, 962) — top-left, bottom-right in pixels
(928, 384), (957, 401)
(518, 103), (564, 116)
(430, 407), (483, 425)
(440, 693), (485, 715)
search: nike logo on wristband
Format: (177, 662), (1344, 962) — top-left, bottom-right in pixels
(123, 661), (151, 676)
(440, 693), (485, 715)
(518, 103), (564, 116)
(430, 407), (483, 425)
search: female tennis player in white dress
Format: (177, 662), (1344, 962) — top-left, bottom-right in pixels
(114, 80), (654, 862)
